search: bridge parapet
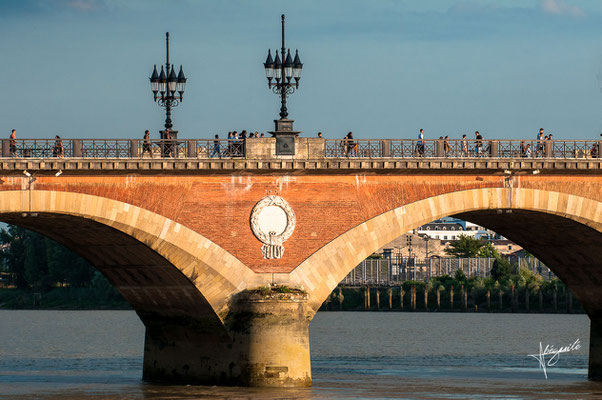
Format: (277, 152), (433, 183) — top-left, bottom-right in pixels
(2, 137), (601, 161)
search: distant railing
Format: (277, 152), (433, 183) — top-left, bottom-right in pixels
(0, 137), (600, 159)
(1, 139), (248, 159)
(341, 256), (554, 286)
(326, 139), (602, 159)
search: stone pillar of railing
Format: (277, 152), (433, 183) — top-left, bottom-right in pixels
(296, 138), (325, 159)
(544, 140), (552, 157)
(381, 140), (391, 157)
(187, 140), (196, 158)
(129, 140), (139, 158)
(489, 140), (499, 157)
(1, 139), (9, 157)
(72, 140), (82, 158)
(598, 141), (602, 158)
(436, 139), (444, 157)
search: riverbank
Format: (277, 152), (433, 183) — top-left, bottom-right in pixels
(0, 288), (130, 310)
(0, 283), (584, 313)
(320, 285), (584, 313)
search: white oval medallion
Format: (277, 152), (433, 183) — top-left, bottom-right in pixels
(250, 195), (295, 259)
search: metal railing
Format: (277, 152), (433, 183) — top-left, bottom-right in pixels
(326, 139), (602, 159)
(1, 138), (248, 159)
(0, 137), (600, 159)
(341, 256), (554, 286)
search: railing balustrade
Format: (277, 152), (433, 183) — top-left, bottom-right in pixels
(326, 139), (601, 159)
(341, 256), (554, 286)
(0, 138), (600, 159)
(1, 138), (248, 159)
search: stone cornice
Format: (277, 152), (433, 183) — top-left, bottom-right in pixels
(0, 157), (600, 175)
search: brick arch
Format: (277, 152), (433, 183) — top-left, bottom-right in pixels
(0, 190), (260, 320)
(289, 188), (602, 314)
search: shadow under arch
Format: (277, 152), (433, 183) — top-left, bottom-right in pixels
(0, 190), (259, 320)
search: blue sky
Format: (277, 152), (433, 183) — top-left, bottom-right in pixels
(2, 0), (602, 140)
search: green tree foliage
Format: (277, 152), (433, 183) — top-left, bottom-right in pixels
(23, 230), (51, 291)
(0, 225), (98, 291)
(490, 257), (513, 282)
(454, 268), (467, 283)
(478, 242), (500, 259)
(444, 234), (485, 258)
(0, 226), (28, 289)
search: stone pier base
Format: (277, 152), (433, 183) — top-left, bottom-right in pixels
(142, 289), (312, 387)
(589, 317), (602, 381)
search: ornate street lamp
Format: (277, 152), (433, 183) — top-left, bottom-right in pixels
(264, 14), (303, 155)
(149, 32), (187, 139)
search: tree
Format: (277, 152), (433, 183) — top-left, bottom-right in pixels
(0, 226), (28, 288)
(46, 239), (94, 287)
(490, 257), (513, 282)
(478, 242), (500, 259)
(0, 225), (96, 290)
(454, 268), (467, 283)
(445, 234), (485, 258)
(23, 230), (51, 291)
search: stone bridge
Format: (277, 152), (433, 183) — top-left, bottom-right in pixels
(1, 137), (602, 386)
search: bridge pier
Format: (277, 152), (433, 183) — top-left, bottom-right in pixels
(142, 290), (312, 387)
(589, 317), (602, 381)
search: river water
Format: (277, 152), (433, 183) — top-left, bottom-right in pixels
(0, 310), (600, 399)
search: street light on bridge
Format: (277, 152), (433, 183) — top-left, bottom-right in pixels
(263, 14), (303, 155)
(149, 32), (187, 139)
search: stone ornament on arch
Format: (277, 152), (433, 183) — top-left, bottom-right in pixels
(250, 195), (296, 259)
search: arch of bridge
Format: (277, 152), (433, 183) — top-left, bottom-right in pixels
(0, 190), (260, 320)
(289, 187), (602, 314)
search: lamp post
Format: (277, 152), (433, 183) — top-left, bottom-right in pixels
(263, 14), (303, 155)
(149, 32), (187, 139)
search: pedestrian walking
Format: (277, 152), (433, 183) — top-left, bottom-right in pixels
(238, 131), (247, 157)
(546, 133), (554, 157)
(211, 134), (220, 158)
(443, 135), (450, 156)
(347, 132), (357, 157)
(9, 129), (16, 157)
(52, 135), (63, 158)
(163, 129), (175, 157)
(474, 131), (483, 156)
(416, 129), (425, 156)
(535, 128), (544, 157)
(142, 130), (152, 157)
(461, 134), (469, 157)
